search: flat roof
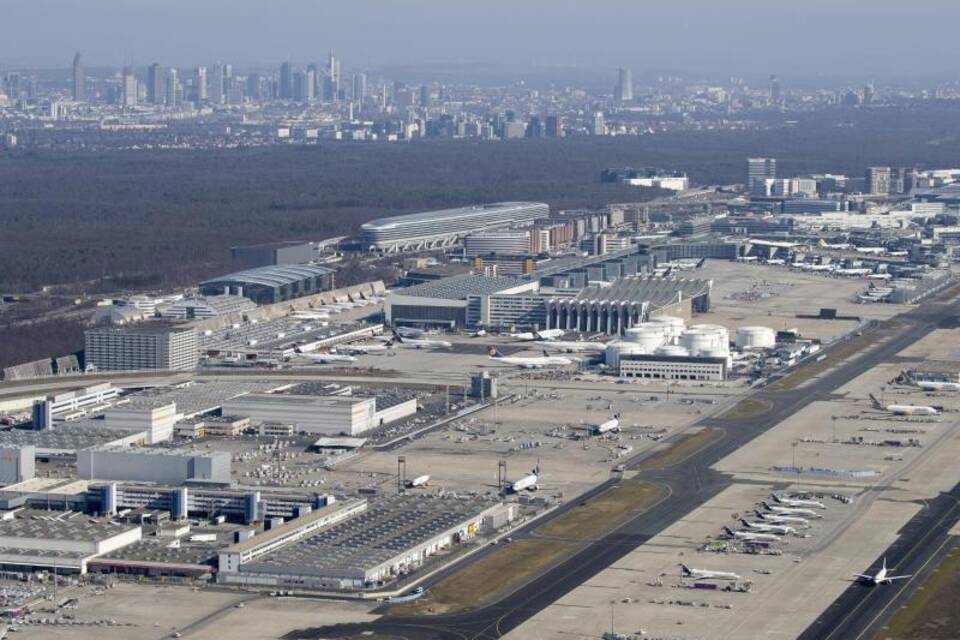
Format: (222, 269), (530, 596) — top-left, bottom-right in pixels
(0, 513), (138, 542)
(557, 276), (712, 306)
(393, 274), (526, 300)
(225, 499), (363, 555)
(225, 393), (374, 407)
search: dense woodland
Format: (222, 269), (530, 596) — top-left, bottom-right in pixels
(2, 103), (960, 370)
(2, 104), (960, 292)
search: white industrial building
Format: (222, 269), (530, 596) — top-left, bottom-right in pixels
(464, 230), (531, 257)
(619, 354), (727, 381)
(157, 295), (257, 320)
(0, 514), (142, 574)
(0, 446), (35, 485)
(220, 394), (416, 436)
(103, 400), (178, 444)
(77, 446), (232, 485)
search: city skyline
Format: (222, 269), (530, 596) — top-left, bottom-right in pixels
(4, 0), (960, 78)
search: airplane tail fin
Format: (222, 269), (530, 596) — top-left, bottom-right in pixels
(680, 563), (692, 576)
(488, 347), (501, 358)
(761, 501), (772, 510)
(868, 393), (883, 409)
(740, 518), (752, 528)
(882, 557), (887, 571)
(532, 329), (543, 340)
(391, 330), (404, 343)
(542, 349), (552, 358)
(722, 526), (734, 536)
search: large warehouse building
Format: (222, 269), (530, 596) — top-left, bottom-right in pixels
(220, 393), (416, 436)
(77, 446), (232, 485)
(199, 264), (336, 305)
(385, 274), (539, 329)
(84, 323), (199, 372)
(359, 202), (549, 253)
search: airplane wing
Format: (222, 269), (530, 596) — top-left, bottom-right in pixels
(886, 575), (912, 581)
(852, 574), (873, 580)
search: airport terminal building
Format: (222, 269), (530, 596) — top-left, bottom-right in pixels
(359, 202), (549, 253)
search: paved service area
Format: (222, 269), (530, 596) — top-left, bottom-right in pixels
(506, 322), (960, 640)
(20, 582), (376, 640)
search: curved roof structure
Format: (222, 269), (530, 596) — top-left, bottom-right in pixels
(200, 264), (335, 288)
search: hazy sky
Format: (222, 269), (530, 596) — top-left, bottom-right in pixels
(5, 0), (960, 78)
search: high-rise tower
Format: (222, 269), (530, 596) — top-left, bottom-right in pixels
(72, 52), (84, 101)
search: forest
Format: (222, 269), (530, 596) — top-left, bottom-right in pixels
(3, 102), (960, 293)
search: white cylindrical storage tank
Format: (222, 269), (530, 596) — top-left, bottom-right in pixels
(689, 324), (730, 353)
(679, 329), (715, 357)
(647, 315), (686, 341)
(655, 345), (690, 357)
(605, 342), (643, 370)
(623, 325), (665, 353)
(735, 326), (776, 350)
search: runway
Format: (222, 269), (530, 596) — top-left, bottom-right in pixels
(285, 290), (960, 640)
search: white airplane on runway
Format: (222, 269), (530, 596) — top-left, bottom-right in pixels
(487, 347), (572, 369)
(680, 564), (741, 582)
(722, 527), (781, 543)
(762, 502), (823, 518)
(392, 331), (452, 350)
(509, 328), (565, 341)
(773, 494), (827, 509)
(739, 519), (795, 535)
(869, 394), (939, 416)
(852, 558), (911, 585)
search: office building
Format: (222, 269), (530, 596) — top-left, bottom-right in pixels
(747, 157), (777, 195)
(352, 72), (367, 103)
(199, 264), (335, 305)
(77, 446), (231, 485)
(210, 62), (225, 104)
(195, 66), (208, 101)
(147, 63), (163, 104)
(84, 323), (199, 372)
(616, 67), (633, 101)
(327, 50), (340, 101)
(121, 67), (137, 106)
(619, 353), (727, 381)
(279, 62), (293, 100)
(386, 274), (539, 329)
(545, 115), (563, 137)
(72, 51), (84, 101)
(866, 166), (893, 195)
(464, 231), (531, 257)
(359, 202), (549, 253)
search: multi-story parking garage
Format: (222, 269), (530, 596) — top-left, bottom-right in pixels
(359, 202), (549, 253)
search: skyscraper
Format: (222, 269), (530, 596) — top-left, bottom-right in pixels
(545, 115), (563, 137)
(327, 50), (340, 101)
(352, 72), (367, 104)
(147, 63), (163, 105)
(747, 157), (777, 196)
(770, 74), (781, 103)
(165, 68), (179, 106)
(419, 84), (430, 108)
(279, 61), (293, 100)
(121, 67), (138, 107)
(210, 63), (225, 105)
(72, 52), (84, 101)
(304, 66), (317, 102)
(591, 111), (606, 136)
(616, 67), (633, 102)
(195, 66), (208, 102)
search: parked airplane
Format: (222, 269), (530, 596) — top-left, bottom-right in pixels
(916, 380), (960, 392)
(772, 494), (826, 509)
(739, 518), (795, 535)
(295, 351), (358, 364)
(755, 510), (810, 526)
(405, 475), (430, 489)
(471, 328), (488, 337)
(762, 502), (822, 518)
(855, 246), (886, 255)
(392, 331), (452, 350)
(722, 527), (781, 543)
(867, 273), (893, 281)
(853, 558), (911, 585)
(536, 338), (608, 353)
(509, 328), (565, 341)
(488, 347), (572, 368)
(834, 268), (873, 277)
(869, 394), (938, 416)
(508, 465), (540, 493)
(338, 340), (393, 355)
(593, 418), (620, 435)
(679, 564), (741, 582)
(395, 327), (425, 338)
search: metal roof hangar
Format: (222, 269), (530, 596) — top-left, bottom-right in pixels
(199, 265), (335, 305)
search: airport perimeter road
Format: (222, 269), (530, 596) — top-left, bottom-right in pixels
(288, 294), (960, 640)
(798, 481), (960, 640)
